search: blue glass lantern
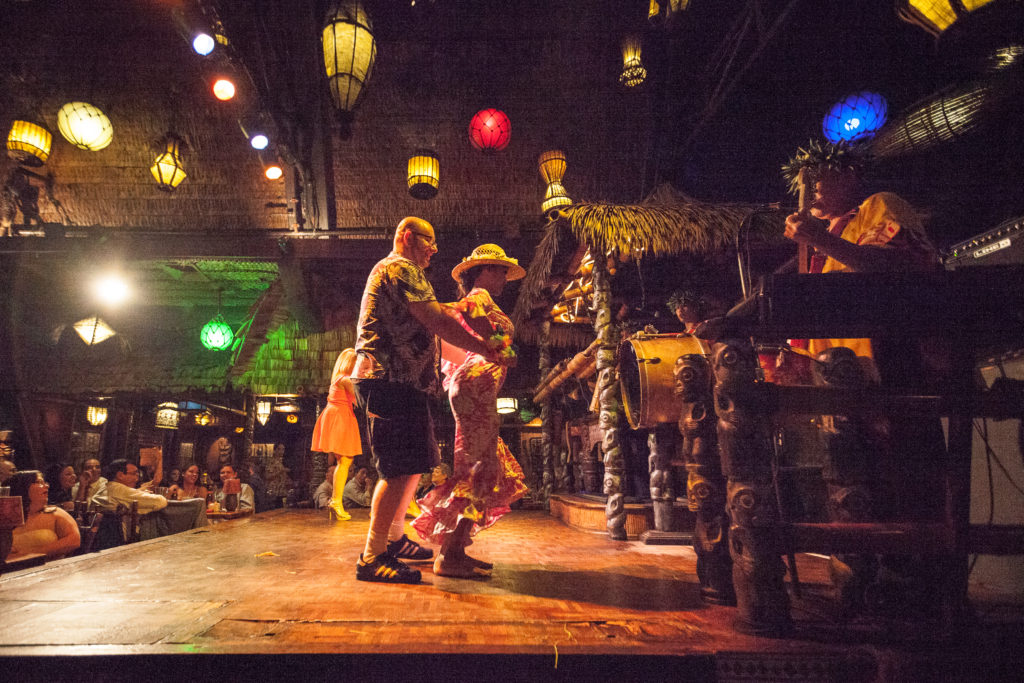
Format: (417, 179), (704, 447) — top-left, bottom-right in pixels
(200, 314), (233, 350)
(822, 91), (888, 143)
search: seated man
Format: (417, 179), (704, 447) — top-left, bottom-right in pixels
(342, 467), (372, 509)
(314, 465), (336, 510)
(215, 464), (255, 511)
(71, 458), (107, 504)
(94, 460), (207, 541)
(0, 457), (16, 485)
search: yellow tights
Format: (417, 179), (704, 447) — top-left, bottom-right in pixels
(329, 456), (353, 521)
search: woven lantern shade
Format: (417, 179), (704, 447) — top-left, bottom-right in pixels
(6, 119), (52, 166)
(150, 134), (187, 191)
(322, 1), (377, 114)
(897, 0), (998, 37)
(823, 92), (888, 143)
(154, 409), (179, 430)
(538, 150), (572, 215)
(86, 406), (108, 426)
(73, 316), (116, 345)
(56, 101), (113, 151)
(256, 400), (272, 426)
(496, 397), (518, 414)
(407, 151), (439, 199)
(200, 314), (233, 350)
(619, 34), (647, 88)
(468, 108), (511, 152)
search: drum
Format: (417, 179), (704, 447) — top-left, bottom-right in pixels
(618, 333), (711, 430)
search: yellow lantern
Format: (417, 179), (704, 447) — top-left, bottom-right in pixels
(897, 0), (998, 37)
(155, 403), (180, 430)
(151, 134), (187, 191)
(86, 406), (108, 426)
(322, 1), (377, 114)
(496, 397), (518, 415)
(73, 316), (116, 345)
(619, 35), (647, 88)
(256, 399), (272, 426)
(6, 119), (52, 166)
(538, 150), (572, 215)
(57, 102), (113, 151)
(286, 414), (299, 424)
(407, 151), (439, 200)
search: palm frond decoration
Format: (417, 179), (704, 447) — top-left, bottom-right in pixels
(781, 139), (870, 195)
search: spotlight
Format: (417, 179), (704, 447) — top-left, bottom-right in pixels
(93, 273), (129, 306)
(192, 32), (215, 55)
(212, 78), (236, 101)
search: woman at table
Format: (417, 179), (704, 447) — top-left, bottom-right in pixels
(311, 347), (363, 521)
(44, 462), (77, 510)
(167, 464), (207, 501)
(6, 470), (81, 561)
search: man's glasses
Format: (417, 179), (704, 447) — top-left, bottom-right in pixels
(409, 230), (437, 248)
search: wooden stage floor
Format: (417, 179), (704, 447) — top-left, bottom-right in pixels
(1, 508), (1020, 681)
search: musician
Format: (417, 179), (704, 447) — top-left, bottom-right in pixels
(781, 142), (946, 616)
(782, 143), (941, 377)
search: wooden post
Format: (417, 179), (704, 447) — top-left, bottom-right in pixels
(712, 339), (791, 635)
(592, 256), (626, 540)
(539, 321), (555, 504)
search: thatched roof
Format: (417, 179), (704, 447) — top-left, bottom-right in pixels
(512, 185), (788, 345)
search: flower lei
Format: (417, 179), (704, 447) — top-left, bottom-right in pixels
(490, 325), (516, 362)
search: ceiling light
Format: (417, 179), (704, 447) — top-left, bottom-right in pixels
(56, 102), (113, 151)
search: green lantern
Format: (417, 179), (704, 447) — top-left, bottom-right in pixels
(200, 314), (233, 350)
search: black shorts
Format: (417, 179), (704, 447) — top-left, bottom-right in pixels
(352, 379), (440, 479)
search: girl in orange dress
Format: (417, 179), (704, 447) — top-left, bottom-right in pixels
(412, 244), (528, 578)
(311, 347), (363, 520)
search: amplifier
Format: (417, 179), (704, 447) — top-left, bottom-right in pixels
(944, 216), (1024, 269)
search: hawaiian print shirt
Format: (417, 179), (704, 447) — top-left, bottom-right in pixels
(352, 252), (441, 395)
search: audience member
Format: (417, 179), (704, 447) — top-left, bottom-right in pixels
(6, 470), (81, 560)
(343, 467), (372, 509)
(0, 457), (15, 485)
(168, 464), (207, 501)
(215, 464), (254, 511)
(71, 458), (106, 503)
(247, 462), (269, 512)
(163, 467), (182, 488)
(44, 463), (77, 509)
(314, 465), (336, 510)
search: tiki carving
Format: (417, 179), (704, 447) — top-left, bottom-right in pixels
(647, 423), (675, 532)
(712, 340), (791, 635)
(539, 321), (556, 503)
(814, 346), (880, 612)
(675, 352), (734, 605)
(592, 257), (626, 540)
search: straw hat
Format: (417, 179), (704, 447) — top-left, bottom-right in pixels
(451, 244), (526, 282)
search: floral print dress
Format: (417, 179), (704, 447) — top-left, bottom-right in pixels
(412, 287), (527, 545)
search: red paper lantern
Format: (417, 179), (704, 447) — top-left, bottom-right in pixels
(468, 108), (511, 152)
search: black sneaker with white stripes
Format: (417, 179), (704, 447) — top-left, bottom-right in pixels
(387, 534), (433, 561)
(356, 553), (422, 584)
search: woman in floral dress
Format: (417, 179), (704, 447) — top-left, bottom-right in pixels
(412, 244), (528, 578)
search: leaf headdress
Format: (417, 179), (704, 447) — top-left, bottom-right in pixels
(781, 139), (869, 196)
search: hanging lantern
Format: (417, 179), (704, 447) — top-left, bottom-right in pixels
(286, 414), (299, 424)
(538, 150), (572, 215)
(73, 316), (116, 345)
(322, 1), (377, 115)
(256, 399), (272, 426)
(468, 108), (511, 152)
(896, 0), (998, 37)
(496, 397), (518, 414)
(86, 406), (108, 426)
(823, 92), (888, 143)
(6, 119), (52, 166)
(407, 150), (439, 199)
(155, 403), (180, 430)
(150, 134), (187, 191)
(619, 35), (647, 88)
(56, 102), (113, 151)
(194, 411), (214, 426)
(200, 313), (233, 350)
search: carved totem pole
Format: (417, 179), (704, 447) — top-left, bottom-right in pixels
(712, 340), (791, 635)
(674, 352), (735, 605)
(592, 256), (627, 540)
